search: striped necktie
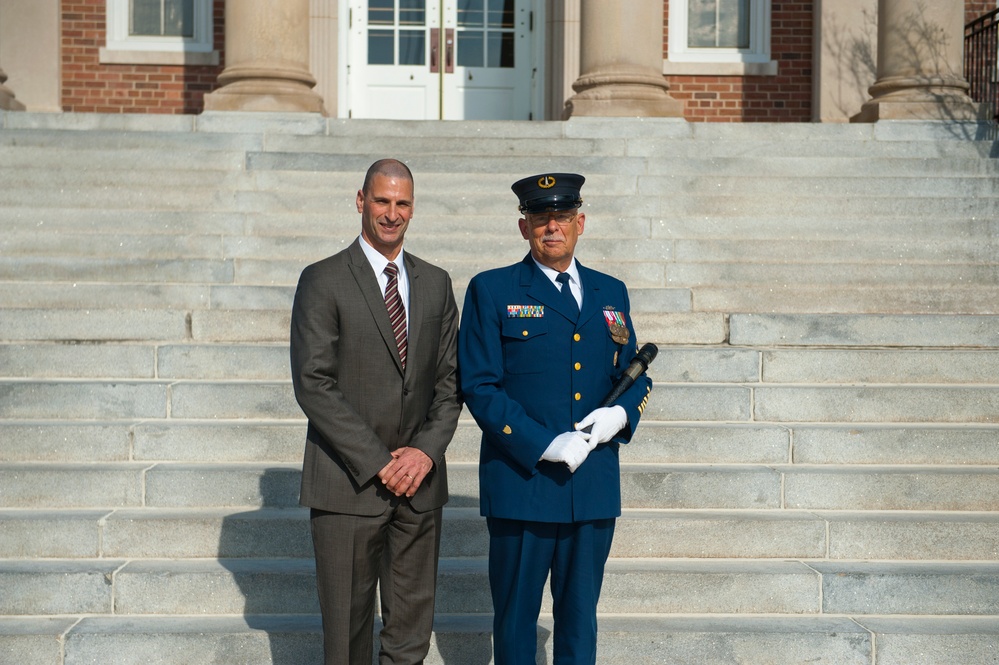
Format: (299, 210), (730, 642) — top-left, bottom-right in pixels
(384, 262), (407, 369)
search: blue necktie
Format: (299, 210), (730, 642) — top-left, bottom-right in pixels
(556, 272), (579, 319)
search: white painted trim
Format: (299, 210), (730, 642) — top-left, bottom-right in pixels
(667, 0), (771, 67)
(104, 0), (214, 55)
(662, 59), (777, 76)
(99, 47), (219, 65)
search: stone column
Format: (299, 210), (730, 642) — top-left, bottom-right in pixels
(0, 65), (24, 111)
(203, 0), (325, 113)
(855, 0), (979, 121)
(563, 0), (683, 118)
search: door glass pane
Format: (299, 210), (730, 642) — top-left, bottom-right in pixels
(488, 0), (515, 29)
(688, 0), (749, 49)
(457, 31), (484, 67)
(399, 0), (426, 26)
(487, 32), (514, 68)
(399, 29), (426, 65)
(369, 29), (395, 64)
(369, 0), (395, 25)
(457, 0), (485, 27)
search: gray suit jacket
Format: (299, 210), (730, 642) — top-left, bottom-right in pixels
(291, 238), (460, 515)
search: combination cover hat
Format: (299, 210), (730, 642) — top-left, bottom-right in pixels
(512, 173), (585, 214)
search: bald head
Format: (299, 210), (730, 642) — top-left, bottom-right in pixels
(362, 159), (414, 195)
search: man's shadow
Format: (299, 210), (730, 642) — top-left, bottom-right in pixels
(219, 467), (322, 664)
(219, 468), (551, 664)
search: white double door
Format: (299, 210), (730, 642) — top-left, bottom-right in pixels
(344, 0), (538, 120)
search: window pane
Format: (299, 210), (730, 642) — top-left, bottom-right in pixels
(688, 0), (749, 49)
(368, 29), (395, 64)
(488, 0), (515, 28)
(487, 31), (514, 68)
(369, 0), (395, 26)
(399, 0), (426, 26)
(458, 0), (484, 28)
(131, 0), (194, 37)
(399, 29), (426, 65)
(163, 0), (194, 37)
(131, 0), (162, 36)
(457, 30), (484, 67)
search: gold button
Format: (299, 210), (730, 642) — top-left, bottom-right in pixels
(574, 393), (581, 401)
(503, 425), (512, 434)
(573, 333), (581, 341)
(574, 362), (581, 370)
(522, 330), (528, 336)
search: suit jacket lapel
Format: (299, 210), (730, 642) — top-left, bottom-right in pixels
(403, 252), (421, 377)
(347, 239), (405, 375)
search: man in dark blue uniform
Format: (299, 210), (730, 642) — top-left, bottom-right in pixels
(458, 172), (652, 664)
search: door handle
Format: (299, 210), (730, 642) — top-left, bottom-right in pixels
(445, 28), (454, 73)
(430, 28), (440, 73)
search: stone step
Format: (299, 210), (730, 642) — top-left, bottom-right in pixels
(4, 506), (999, 561)
(5, 252), (997, 290)
(728, 313), (999, 347)
(2, 204), (995, 245)
(7, 613), (999, 665)
(5, 375), (999, 422)
(3, 420), (999, 467)
(4, 279), (999, 316)
(4, 557), (998, 618)
(7, 343), (999, 388)
(697, 286), (999, 315)
(10, 176), (989, 222)
(5, 228), (999, 266)
(3, 462), (999, 511)
(667, 262), (999, 288)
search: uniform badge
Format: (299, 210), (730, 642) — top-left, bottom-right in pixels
(508, 305), (544, 318)
(603, 308), (630, 344)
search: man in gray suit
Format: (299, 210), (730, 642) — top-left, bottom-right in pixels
(291, 159), (461, 664)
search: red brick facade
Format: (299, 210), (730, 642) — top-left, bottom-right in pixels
(966, 1), (997, 24)
(61, 0), (224, 114)
(664, 1), (814, 122)
(56, 1), (991, 119)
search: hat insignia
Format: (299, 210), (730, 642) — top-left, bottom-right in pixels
(538, 175), (556, 189)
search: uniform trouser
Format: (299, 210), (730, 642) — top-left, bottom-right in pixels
(486, 517), (616, 665)
(310, 503), (443, 665)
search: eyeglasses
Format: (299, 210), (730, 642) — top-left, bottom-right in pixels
(526, 211), (577, 226)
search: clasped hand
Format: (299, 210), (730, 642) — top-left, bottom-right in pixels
(378, 447), (433, 498)
(541, 431), (594, 473)
(575, 405), (627, 445)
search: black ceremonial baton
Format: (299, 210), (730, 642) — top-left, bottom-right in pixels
(599, 342), (658, 407)
(581, 343), (658, 433)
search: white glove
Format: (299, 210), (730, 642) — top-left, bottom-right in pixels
(541, 431), (593, 473)
(575, 405), (628, 445)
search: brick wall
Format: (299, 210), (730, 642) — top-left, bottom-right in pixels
(56, 0), (990, 119)
(663, 1), (814, 122)
(966, 1), (998, 24)
(61, 0), (224, 114)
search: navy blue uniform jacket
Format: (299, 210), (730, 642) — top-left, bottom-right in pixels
(459, 255), (652, 523)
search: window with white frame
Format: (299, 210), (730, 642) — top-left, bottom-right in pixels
(101, 0), (217, 65)
(665, 0), (776, 76)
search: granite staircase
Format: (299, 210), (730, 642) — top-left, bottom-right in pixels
(1, 111), (998, 664)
